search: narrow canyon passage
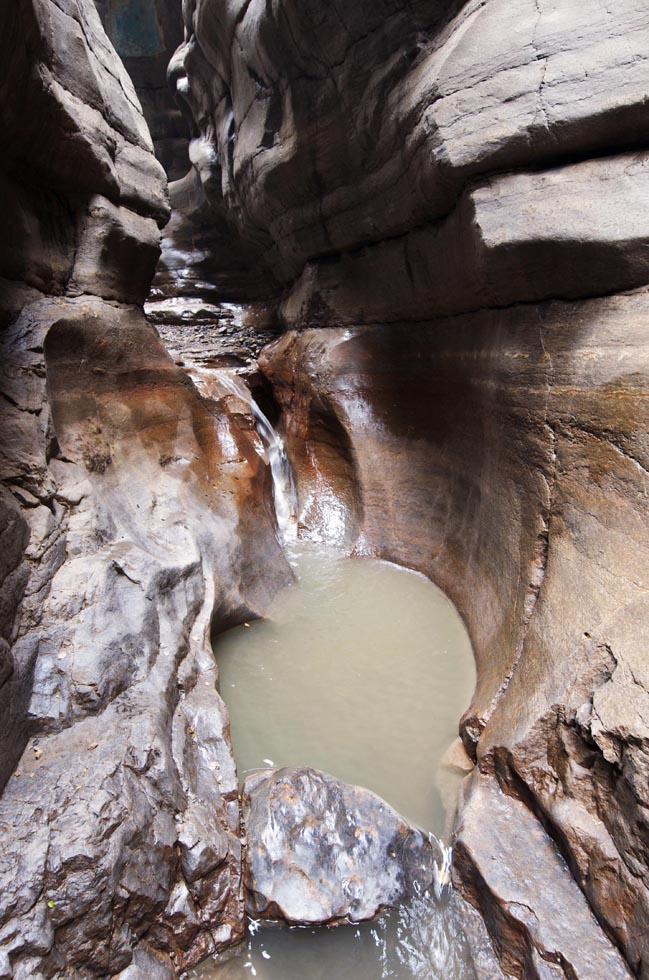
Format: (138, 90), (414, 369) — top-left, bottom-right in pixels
(2, 1), (649, 978)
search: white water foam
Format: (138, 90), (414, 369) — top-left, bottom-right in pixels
(218, 372), (298, 542)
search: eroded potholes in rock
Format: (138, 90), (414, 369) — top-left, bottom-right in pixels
(188, 535), (483, 979)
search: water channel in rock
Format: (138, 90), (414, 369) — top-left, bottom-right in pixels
(188, 375), (478, 979)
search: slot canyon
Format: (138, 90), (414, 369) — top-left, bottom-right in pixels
(1, 1), (648, 978)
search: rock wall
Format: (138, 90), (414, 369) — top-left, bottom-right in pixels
(171, 0), (649, 289)
(0, 2), (290, 977)
(173, 0), (649, 977)
(2, 0), (649, 977)
(260, 288), (649, 976)
(0, 0), (169, 799)
(94, 0), (190, 180)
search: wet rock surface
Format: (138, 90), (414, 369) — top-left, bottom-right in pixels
(0, 296), (291, 977)
(149, 302), (281, 372)
(454, 772), (633, 980)
(260, 288), (649, 976)
(2, 0), (649, 976)
(242, 767), (436, 926)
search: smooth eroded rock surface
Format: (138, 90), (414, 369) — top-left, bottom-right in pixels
(260, 286), (649, 975)
(3, 0), (649, 975)
(171, 0), (649, 305)
(454, 772), (633, 980)
(242, 767), (435, 925)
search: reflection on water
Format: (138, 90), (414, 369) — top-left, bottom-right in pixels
(192, 543), (477, 980)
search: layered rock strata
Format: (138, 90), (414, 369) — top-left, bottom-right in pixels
(170, 0), (649, 288)
(94, 0), (190, 180)
(170, 0), (649, 975)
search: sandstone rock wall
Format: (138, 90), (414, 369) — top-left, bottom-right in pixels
(260, 287), (649, 975)
(0, 0), (169, 797)
(2, 0), (649, 977)
(0, 300), (289, 978)
(94, 0), (191, 180)
(172, 0), (649, 976)
(0, 3), (290, 976)
(0, 0), (169, 305)
(172, 0), (649, 293)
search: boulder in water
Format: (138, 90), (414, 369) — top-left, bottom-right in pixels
(242, 766), (435, 925)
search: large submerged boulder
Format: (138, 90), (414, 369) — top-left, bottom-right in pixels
(242, 767), (436, 925)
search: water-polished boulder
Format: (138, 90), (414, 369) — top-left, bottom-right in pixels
(242, 767), (436, 925)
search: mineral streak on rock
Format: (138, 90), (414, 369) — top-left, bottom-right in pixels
(0, 294), (291, 977)
(242, 767), (436, 926)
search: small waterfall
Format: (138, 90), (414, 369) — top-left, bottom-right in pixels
(219, 372), (298, 541)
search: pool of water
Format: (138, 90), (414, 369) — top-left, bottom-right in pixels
(218, 543), (474, 835)
(189, 894), (479, 979)
(191, 542), (477, 980)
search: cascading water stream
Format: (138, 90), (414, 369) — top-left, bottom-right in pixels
(218, 372), (298, 542)
(190, 370), (478, 978)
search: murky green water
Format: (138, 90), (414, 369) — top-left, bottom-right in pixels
(191, 543), (477, 980)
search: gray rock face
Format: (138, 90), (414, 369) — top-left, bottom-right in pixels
(282, 152), (649, 327)
(172, 0), (649, 298)
(454, 772), (633, 980)
(0, 2), (290, 977)
(94, 0), (190, 180)
(259, 287), (649, 976)
(0, 295), (291, 977)
(0, 0), (169, 300)
(242, 767), (435, 925)
(0, 0), (171, 804)
(151, 168), (280, 309)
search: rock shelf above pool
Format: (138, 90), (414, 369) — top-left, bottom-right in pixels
(242, 767), (436, 926)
